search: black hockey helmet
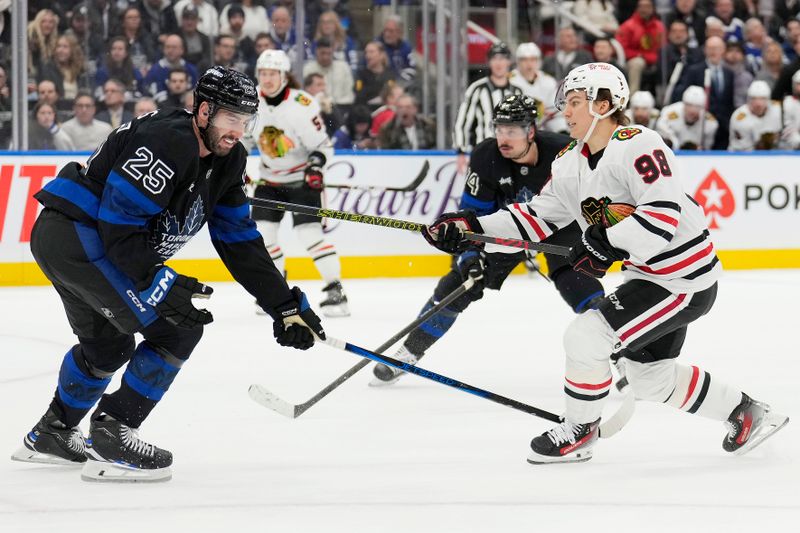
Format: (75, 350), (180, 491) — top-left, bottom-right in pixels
(487, 41), (512, 60)
(493, 94), (538, 127)
(193, 66), (258, 117)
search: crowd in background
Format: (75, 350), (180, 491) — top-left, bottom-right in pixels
(0, 0), (799, 152)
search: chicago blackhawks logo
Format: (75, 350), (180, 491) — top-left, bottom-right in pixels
(693, 169), (735, 229)
(295, 93), (312, 106)
(611, 127), (642, 141)
(258, 126), (295, 158)
(580, 196), (635, 227)
(556, 140), (577, 159)
(151, 196), (205, 259)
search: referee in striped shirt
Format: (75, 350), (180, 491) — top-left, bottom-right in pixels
(453, 42), (523, 152)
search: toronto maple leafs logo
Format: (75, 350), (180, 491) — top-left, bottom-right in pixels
(151, 196), (205, 259)
(514, 186), (535, 204)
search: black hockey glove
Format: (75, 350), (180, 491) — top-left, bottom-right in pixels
(139, 266), (214, 329)
(423, 210), (484, 255)
(304, 151), (325, 190)
(273, 287), (326, 350)
(456, 248), (486, 297)
(568, 225), (629, 278)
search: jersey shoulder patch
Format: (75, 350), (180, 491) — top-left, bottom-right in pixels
(611, 127), (643, 141)
(668, 111), (679, 120)
(295, 93), (313, 106)
(736, 111), (747, 121)
(705, 112), (717, 121)
(556, 139), (578, 159)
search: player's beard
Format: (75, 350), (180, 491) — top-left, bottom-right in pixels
(204, 124), (238, 156)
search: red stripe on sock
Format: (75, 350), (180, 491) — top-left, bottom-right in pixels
(565, 377), (613, 390)
(680, 365), (700, 409)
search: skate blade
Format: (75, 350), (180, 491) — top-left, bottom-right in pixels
(255, 305), (268, 316)
(368, 374), (403, 387)
(321, 303), (350, 318)
(527, 448), (593, 465)
(81, 460), (172, 483)
(733, 411), (789, 456)
(10, 447), (85, 466)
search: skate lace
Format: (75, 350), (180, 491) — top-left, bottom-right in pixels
(724, 420), (738, 440)
(546, 420), (582, 446)
(120, 426), (156, 457)
(67, 429), (86, 455)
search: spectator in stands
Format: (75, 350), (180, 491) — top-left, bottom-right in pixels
(136, 0), (178, 45)
(27, 9), (59, 78)
(178, 5), (213, 74)
(95, 37), (145, 99)
(96, 78), (133, 128)
(615, 0), (664, 94)
(60, 91), (113, 150)
(37, 34), (89, 100)
(510, 42), (563, 133)
(743, 17), (769, 73)
(773, 33), (800, 100)
(64, 5), (104, 65)
(355, 41), (395, 108)
(133, 96), (158, 117)
(213, 34), (239, 69)
(269, 6), (297, 56)
(729, 80), (784, 151)
(0, 65), (11, 149)
(249, 31), (276, 78)
(376, 15), (415, 82)
(665, 0), (705, 49)
(711, 0), (744, 42)
(117, 6), (158, 74)
(314, 10), (358, 74)
(86, 0), (121, 41)
(780, 71), (800, 149)
(304, 72), (342, 137)
(370, 83), (404, 138)
(35, 79), (60, 107)
(657, 85), (718, 150)
(182, 89), (194, 111)
(592, 37), (626, 72)
(626, 90), (659, 128)
(303, 37), (355, 106)
(144, 34), (198, 96)
(307, 0), (353, 42)
(755, 41), (786, 91)
(222, 5), (257, 67)
(28, 101), (75, 150)
(332, 104), (373, 150)
(541, 26), (593, 79)
(660, 19), (704, 102)
(173, 0), (219, 38)
(220, 1), (270, 40)
(704, 17), (726, 41)
(781, 19), (800, 62)
(154, 67), (190, 110)
(571, 0), (619, 36)
(724, 41), (754, 107)
(378, 94), (435, 150)
(674, 36), (735, 149)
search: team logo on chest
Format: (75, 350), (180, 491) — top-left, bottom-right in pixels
(580, 196), (635, 228)
(151, 196), (205, 259)
(258, 126), (295, 158)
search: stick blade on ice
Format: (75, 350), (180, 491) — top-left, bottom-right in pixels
(248, 384), (298, 418)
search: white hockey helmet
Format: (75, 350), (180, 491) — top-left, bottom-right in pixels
(682, 85), (707, 107)
(630, 90), (655, 110)
(515, 42), (541, 59)
(747, 80), (771, 99)
(556, 62), (630, 114)
(256, 49), (291, 73)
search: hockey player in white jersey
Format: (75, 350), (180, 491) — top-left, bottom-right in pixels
(729, 80), (783, 151)
(625, 90), (659, 129)
(509, 42), (565, 133)
(655, 86), (718, 150)
(245, 49), (349, 316)
(781, 70), (800, 150)
(424, 63), (788, 464)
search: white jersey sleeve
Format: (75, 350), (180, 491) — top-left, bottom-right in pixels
(294, 91), (334, 164)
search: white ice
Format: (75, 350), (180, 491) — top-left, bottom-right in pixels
(1, 271), (798, 532)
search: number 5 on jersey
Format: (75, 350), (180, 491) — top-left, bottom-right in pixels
(121, 147), (175, 195)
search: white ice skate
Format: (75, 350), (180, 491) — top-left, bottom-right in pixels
(320, 281), (350, 317)
(369, 345), (418, 387)
(723, 394), (789, 456)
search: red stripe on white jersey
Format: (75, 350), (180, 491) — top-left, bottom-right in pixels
(618, 293), (688, 342)
(511, 203), (548, 240)
(641, 210), (679, 227)
(626, 243), (714, 275)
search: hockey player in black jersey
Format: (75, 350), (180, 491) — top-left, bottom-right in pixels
(11, 67), (326, 482)
(371, 95), (605, 385)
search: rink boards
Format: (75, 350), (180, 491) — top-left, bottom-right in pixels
(1, 150), (799, 285)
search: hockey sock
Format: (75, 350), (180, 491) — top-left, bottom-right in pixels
(295, 223), (341, 284)
(663, 363), (743, 421)
(404, 298), (461, 356)
(257, 221), (285, 274)
(53, 348), (113, 427)
(550, 266), (605, 313)
(98, 342), (185, 428)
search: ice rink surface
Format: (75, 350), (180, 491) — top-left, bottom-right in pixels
(1, 271), (798, 532)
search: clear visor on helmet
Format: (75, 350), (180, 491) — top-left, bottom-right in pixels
(493, 122), (529, 139)
(211, 108), (257, 135)
(555, 80), (588, 112)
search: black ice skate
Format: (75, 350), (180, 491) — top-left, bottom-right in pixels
(723, 394), (789, 456)
(527, 418), (599, 464)
(320, 281), (350, 317)
(82, 415), (172, 483)
(369, 345), (419, 387)
(11, 409), (87, 466)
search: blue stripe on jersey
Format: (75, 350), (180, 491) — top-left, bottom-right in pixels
(72, 222), (159, 327)
(98, 206), (148, 227)
(103, 170), (163, 219)
(459, 193), (496, 215)
(41, 178), (100, 219)
(56, 349), (112, 409)
(122, 344), (181, 401)
(209, 226), (262, 243)
(209, 206), (260, 243)
(213, 203), (250, 221)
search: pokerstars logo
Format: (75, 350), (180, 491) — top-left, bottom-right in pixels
(694, 169), (735, 229)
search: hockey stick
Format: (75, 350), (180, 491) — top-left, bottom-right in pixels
(248, 275), (478, 418)
(315, 336), (632, 438)
(247, 197), (571, 256)
(326, 160), (430, 192)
